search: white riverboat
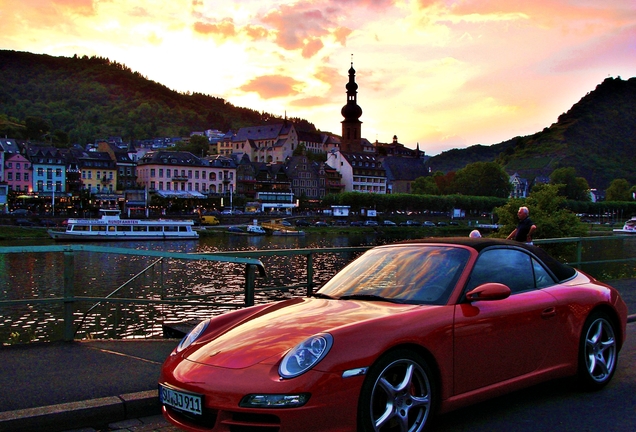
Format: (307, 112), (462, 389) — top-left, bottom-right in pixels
(48, 209), (199, 241)
(613, 217), (636, 234)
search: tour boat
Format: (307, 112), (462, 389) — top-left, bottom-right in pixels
(48, 209), (199, 241)
(613, 217), (636, 234)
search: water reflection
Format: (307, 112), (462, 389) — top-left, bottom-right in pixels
(1, 233), (634, 344)
(0, 232), (383, 344)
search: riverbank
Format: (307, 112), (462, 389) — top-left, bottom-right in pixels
(0, 224), (617, 242)
(0, 225), (50, 240)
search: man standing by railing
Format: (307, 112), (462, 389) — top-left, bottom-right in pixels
(506, 206), (537, 245)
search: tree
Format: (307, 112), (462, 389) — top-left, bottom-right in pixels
(453, 162), (512, 198)
(25, 116), (51, 140)
(412, 175), (439, 195)
(549, 167), (591, 201)
(174, 135), (210, 157)
(605, 179), (632, 201)
(494, 184), (587, 241)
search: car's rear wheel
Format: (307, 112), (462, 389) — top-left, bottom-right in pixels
(358, 349), (435, 432)
(577, 312), (618, 390)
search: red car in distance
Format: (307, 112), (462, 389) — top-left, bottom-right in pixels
(159, 238), (628, 432)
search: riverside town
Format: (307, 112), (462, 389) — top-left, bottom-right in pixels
(1, 63), (634, 225)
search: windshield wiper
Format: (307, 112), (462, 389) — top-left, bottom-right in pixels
(339, 294), (403, 303)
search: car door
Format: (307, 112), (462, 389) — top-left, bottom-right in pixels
(453, 247), (558, 395)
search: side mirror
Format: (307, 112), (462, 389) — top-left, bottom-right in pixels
(466, 283), (511, 301)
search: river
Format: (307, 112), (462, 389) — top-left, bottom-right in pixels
(0, 230), (411, 344)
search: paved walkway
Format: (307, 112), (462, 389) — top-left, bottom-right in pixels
(0, 339), (179, 432)
(1, 279), (634, 432)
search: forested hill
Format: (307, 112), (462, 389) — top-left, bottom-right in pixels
(428, 76), (636, 189)
(0, 50), (316, 144)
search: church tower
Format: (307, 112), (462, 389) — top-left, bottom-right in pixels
(340, 61), (363, 153)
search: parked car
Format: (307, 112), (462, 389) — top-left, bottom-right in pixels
(39, 219), (57, 227)
(159, 238), (627, 432)
(422, 220), (436, 227)
(201, 215), (220, 225)
(449, 221), (460, 226)
(314, 221), (329, 227)
(437, 221), (448, 226)
(382, 220), (397, 226)
(280, 220), (292, 227)
(15, 219), (36, 226)
(11, 209), (31, 216)
(295, 219), (311, 227)
(350, 221), (363, 226)
(363, 220), (378, 226)
(400, 220), (419, 226)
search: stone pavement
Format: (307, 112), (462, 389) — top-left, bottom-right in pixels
(63, 414), (179, 432)
(0, 339), (179, 432)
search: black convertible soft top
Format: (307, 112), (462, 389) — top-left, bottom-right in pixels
(394, 237), (577, 282)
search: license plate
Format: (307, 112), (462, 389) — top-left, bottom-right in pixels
(159, 384), (203, 416)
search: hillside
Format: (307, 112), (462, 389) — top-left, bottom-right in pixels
(428, 76), (636, 189)
(0, 50), (316, 144)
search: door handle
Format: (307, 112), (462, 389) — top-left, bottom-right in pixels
(541, 307), (556, 319)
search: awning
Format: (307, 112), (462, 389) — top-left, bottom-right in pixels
(155, 191), (206, 199)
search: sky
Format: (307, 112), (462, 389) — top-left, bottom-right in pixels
(1, 1), (635, 156)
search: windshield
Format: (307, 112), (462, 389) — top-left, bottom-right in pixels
(317, 245), (470, 305)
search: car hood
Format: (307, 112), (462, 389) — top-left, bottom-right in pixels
(183, 297), (420, 368)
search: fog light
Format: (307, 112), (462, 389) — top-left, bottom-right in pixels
(240, 393), (310, 408)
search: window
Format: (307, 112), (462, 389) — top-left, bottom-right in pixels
(466, 249), (535, 294)
(533, 259), (556, 288)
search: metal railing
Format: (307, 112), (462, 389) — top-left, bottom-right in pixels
(0, 236), (634, 343)
(0, 244), (369, 342)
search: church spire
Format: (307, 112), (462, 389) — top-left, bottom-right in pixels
(340, 55), (363, 152)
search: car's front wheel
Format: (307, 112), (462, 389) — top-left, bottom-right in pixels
(577, 311), (618, 391)
(358, 349), (435, 432)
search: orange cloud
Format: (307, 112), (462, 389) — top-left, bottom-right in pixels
(302, 38), (324, 58)
(240, 75), (303, 99)
(193, 19), (237, 38)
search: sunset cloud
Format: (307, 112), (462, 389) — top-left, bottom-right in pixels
(240, 75), (304, 99)
(0, 0), (634, 156)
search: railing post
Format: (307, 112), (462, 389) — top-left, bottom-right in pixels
(245, 264), (256, 306)
(63, 250), (75, 341)
(576, 239), (583, 269)
(306, 253), (314, 297)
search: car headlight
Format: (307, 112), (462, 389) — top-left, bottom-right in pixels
(279, 333), (333, 378)
(176, 320), (209, 353)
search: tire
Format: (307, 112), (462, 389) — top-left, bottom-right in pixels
(577, 312), (618, 391)
(358, 349), (435, 432)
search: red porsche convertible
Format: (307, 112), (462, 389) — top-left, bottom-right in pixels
(159, 238), (628, 432)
